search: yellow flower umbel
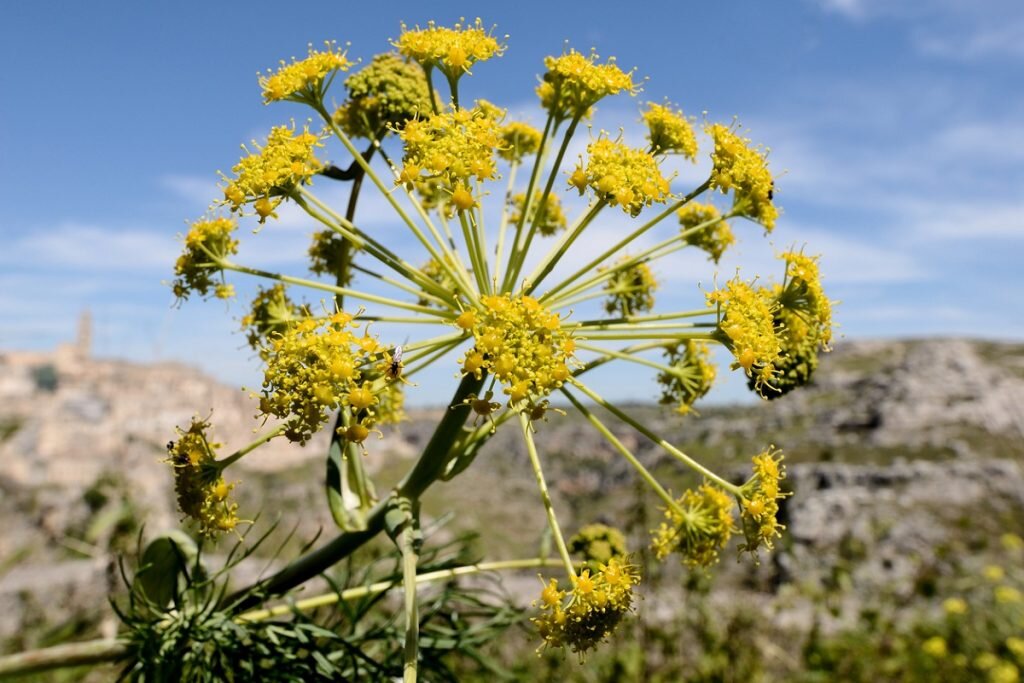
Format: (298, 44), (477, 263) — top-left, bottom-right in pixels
(165, 417), (240, 537)
(259, 41), (351, 105)
(706, 122), (778, 231)
(643, 102), (698, 159)
(258, 311), (387, 444)
(533, 558), (640, 657)
(509, 191), (567, 237)
(307, 230), (356, 283)
(538, 50), (635, 122)
(172, 217), (239, 301)
(569, 523), (629, 571)
(753, 251), (834, 399)
(163, 19), (834, 672)
(240, 284), (307, 358)
(333, 52), (436, 139)
(601, 255), (658, 316)
(569, 139), (670, 217)
(397, 106), (501, 188)
(395, 19), (505, 85)
(678, 202), (735, 264)
(460, 294), (574, 411)
(738, 446), (788, 558)
(707, 277), (781, 393)
(651, 483), (735, 567)
(657, 341), (716, 415)
(498, 121), (542, 162)
(222, 123), (324, 221)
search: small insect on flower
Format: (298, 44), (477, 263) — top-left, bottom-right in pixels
(386, 345), (404, 381)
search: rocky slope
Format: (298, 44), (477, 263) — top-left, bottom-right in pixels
(1, 337), (1022, 653)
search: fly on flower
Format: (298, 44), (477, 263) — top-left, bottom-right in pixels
(386, 345), (404, 380)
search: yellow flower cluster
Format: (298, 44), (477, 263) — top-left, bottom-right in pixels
(259, 41), (351, 104)
(258, 311), (386, 444)
(395, 18), (505, 81)
(643, 102), (698, 159)
(222, 123), (323, 221)
(165, 417), (240, 536)
(601, 255), (658, 316)
(398, 106), (502, 188)
(307, 230), (354, 283)
(678, 202), (735, 264)
(651, 483), (735, 567)
(753, 251), (833, 399)
(498, 121), (542, 162)
(533, 558), (640, 656)
(706, 122), (778, 231)
(334, 52), (436, 139)
(417, 256), (458, 307)
(569, 139), (670, 217)
(508, 191), (568, 237)
(739, 446), (788, 558)
(657, 341), (716, 415)
(240, 285), (307, 358)
(538, 50), (635, 121)
(172, 217), (239, 301)
(569, 523), (629, 571)
(779, 250), (833, 349)
(707, 277), (781, 393)
(459, 294), (575, 411)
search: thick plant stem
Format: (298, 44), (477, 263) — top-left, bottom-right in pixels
(228, 371), (486, 609)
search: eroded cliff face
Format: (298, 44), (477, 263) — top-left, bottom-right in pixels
(1, 338), (1022, 651)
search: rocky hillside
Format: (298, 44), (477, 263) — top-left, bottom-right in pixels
(1, 337), (1022, 656)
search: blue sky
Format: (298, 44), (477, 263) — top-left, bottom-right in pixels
(1, 0), (1022, 406)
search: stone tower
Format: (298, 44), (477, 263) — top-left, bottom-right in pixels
(76, 310), (92, 360)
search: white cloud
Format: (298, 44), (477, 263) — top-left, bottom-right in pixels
(0, 223), (177, 271)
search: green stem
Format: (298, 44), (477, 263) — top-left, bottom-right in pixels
(574, 341), (683, 378)
(501, 112), (554, 292)
(521, 199), (606, 296)
(314, 105), (476, 302)
(506, 116), (581, 291)
(540, 179), (711, 304)
(560, 388), (681, 513)
(519, 412), (577, 582)
(401, 513), (419, 683)
(569, 379), (742, 495)
(0, 639), (126, 678)
(218, 260), (455, 319)
(236, 558), (565, 622)
(215, 424), (287, 470)
(492, 161), (519, 288)
(567, 309), (712, 328)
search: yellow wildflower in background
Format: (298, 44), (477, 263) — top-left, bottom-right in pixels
(657, 341), (717, 415)
(509, 191), (567, 237)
